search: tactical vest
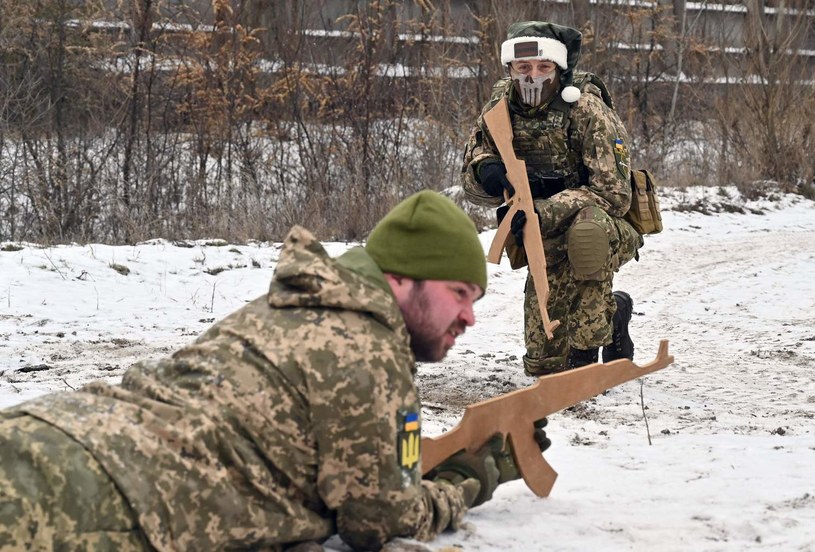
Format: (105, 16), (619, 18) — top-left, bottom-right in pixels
(486, 71), (615, 196)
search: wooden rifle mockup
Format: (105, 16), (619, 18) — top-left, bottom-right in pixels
(421, 340), (673, 496)
(483, 97), (560, 338)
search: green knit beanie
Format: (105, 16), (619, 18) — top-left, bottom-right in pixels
(366, 191), (487, 291)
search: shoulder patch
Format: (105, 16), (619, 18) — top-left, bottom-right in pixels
(397, 410), (421, 472)
(613, 137), (630, 176)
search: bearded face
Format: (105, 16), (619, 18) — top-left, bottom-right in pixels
(400, 281), (473, 362)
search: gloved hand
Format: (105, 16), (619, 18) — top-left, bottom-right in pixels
(493, 418), (552, 484)
(533, 417), (552, 453)
(432, 435), (502, 508)
(510, 210), (526, 246)
(455, 478), (482, 509)
(510, 207), (543, 247)
(478, 160), (515, 198)
(433, 421), (550, 507)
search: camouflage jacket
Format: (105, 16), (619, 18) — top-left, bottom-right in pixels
(13, 226), (467, 551)
(461, 77), (632, 237)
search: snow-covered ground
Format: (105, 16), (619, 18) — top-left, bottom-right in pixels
(1, 187), (814, 551)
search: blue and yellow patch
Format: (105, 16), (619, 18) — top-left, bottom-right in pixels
(404, 412), (419, 432)
(613, 136), (630, 177)
(397, 410), (421, 471)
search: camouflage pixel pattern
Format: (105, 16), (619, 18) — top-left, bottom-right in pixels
(0, 414), (149, 551)
(523, 207), (642, 372)
(1, 226), (468, 551)
(461, 77), (641, 373)
(462, 77), (632, 223)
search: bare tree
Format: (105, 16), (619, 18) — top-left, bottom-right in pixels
(2, 0), (813, 243)
(734, 0), (814, 191)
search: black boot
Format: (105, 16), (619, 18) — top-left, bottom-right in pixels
(567, 347), (599, 369)
(602, 291), (634, 362)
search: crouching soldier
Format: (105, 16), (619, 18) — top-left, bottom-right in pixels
(461, 21), (642, 376)
(0, 191), (548, 551)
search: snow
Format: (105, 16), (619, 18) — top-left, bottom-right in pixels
(2, 187), (814, 550)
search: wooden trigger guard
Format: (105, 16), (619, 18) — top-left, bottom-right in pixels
(482, 97), (560, 339)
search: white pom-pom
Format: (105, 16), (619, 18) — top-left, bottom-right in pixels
(561, 85), (581, 103)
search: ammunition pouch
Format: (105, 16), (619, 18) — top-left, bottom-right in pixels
(625, 169), (663, 235)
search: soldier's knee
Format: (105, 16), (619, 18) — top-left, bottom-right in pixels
(567, 208), (610, 280)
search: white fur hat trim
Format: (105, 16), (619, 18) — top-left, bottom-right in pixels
(500, 36), (568, 68)
(561, 85), (581, 103)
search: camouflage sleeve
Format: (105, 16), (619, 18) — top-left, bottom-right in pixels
(461, 103), (505, 208)
(310, 332), (468, 550)
(533, 90), (632, 235)
(412, 479), (469, 539)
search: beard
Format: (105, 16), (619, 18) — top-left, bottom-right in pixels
(402, 283), (465, 362)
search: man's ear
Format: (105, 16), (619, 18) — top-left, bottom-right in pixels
(384, 273), (414, 303)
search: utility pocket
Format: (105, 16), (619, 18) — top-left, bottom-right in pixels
(625, 169), (663, 235)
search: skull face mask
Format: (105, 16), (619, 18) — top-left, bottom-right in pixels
(510, 67), (560, 107)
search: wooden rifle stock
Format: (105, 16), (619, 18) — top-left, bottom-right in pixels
(483, 97), (560, 338)
(421, 340), (673, 496)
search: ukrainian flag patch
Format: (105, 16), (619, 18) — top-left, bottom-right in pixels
(613, 136), (630, 176)
(397, 410), (421, 471)
(404, 412), (419, 432)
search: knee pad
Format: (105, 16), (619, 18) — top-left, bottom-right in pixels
(567, 219), (610, 279)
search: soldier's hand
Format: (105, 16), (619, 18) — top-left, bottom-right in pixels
(510, 210), (526, 246)
(456, 478), (482, 509)
(478, 160), (515, 198)
(494, 418), (551, 484)
(433, 421), (550, 506)
(533, 417), (552, 453)
(432, 436), (502, 508)
(510, 207), (542, 246)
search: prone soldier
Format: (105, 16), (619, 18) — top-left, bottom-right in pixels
(0, 191), (547, 551)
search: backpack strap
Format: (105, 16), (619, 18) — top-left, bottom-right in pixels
(549, 71), (615, 129)
(575, 71), (614, 110)
(552, 71), (616, 185)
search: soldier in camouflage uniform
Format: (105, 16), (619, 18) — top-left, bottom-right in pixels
(0, 191), (547, 551)
(461, 21), (643, 376)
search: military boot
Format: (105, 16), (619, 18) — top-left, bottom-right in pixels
(566, 347), (599, 370)
(602, 291), (635, 362)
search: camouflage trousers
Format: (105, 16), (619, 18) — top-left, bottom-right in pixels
(0, 413), (151, 551)
(523, 206), (642, 375)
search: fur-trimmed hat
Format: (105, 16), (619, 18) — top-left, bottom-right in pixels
(501, 21), (583, 103)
